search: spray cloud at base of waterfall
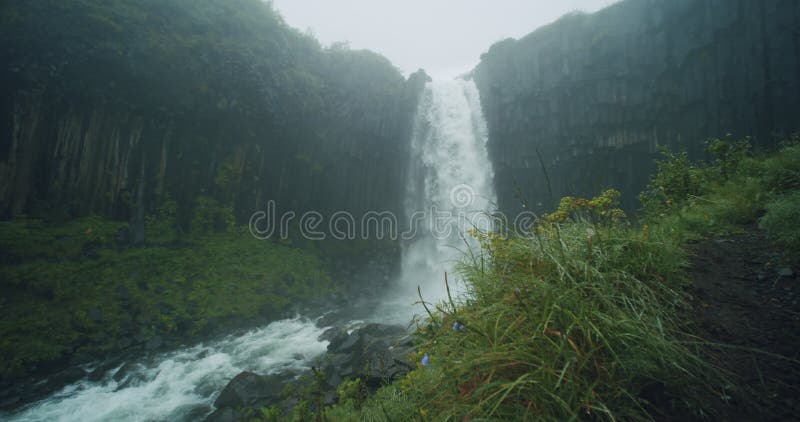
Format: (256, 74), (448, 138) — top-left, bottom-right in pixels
(374, 79), (497, 324)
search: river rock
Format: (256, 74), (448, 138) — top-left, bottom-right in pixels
(112, 362), (136, 382)
(52, 367), (87, 386)
(205, 323), (415, 419)
(319, 323), (414, 391)
(318, 327), (346, 344)
(87, 366), (106, 382)
(213, 371), (288, 409)
(204, 407), (238, 422)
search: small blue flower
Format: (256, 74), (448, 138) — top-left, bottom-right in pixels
(421, 353), (430, 366)
(453, 321), (466, 332)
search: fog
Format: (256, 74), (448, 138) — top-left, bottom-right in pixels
(271, 0), (617, 79)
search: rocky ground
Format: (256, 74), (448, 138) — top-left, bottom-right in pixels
(205, 323), (416, 421)
(683, 227), (800, 421)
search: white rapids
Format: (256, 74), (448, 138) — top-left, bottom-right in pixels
(4, 318), (329, 422)
(4, 79), (498, 421)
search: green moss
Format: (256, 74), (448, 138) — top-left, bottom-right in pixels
(0, 216), (127, 262)
(0, 215), (331, 380)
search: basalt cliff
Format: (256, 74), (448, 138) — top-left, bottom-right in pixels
(474, 0), (800, 213)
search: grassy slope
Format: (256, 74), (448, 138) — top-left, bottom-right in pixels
(0, 204), (331, 380)
(318, 139), (800, 421)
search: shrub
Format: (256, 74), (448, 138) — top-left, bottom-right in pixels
(759, 192), (800, 255)
(706, 137), (752, 182)
(761, 140), (800, 194)
(336, 201), (722, 421)
(639, 147), (708, 216)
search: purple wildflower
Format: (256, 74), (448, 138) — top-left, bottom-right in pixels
(421, 353), (430, 366)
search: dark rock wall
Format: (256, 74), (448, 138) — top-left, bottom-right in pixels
(473, 0), (800, 214)
(0, 1), (425, 227)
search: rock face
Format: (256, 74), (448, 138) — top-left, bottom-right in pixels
(213, 371), (290, 409)
(206, 323), (415, 420)
(321, 323), (414, 390)
(473, 0), (800, 214)
(0, 0), (425, 234)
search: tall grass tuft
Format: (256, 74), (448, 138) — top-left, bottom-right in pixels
(328, 191), (725, 421)
(325, 137), (800, 421)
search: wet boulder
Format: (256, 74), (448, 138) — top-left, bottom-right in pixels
(319, 323), (414, 391)
(213, 371), (291, 409)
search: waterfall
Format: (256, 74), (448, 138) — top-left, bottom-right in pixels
(378, 79), (497, 322)
(4, 79), (497, 420)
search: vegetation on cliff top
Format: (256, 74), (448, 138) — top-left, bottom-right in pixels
(311, 138), (800, 421)
(1, 0), (419, 229)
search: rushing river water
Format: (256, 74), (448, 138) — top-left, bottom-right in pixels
(5, 78), (496, 421)
(4, 318), (329, 421)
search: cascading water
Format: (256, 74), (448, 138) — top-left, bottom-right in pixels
(5, 79), (497, 420)
(3, 318), (329, 422)
(377, 79), (496, 322)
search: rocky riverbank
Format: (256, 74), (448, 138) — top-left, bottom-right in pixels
(206, 322), (416, 421)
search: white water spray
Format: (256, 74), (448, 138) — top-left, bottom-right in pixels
(378, 79), (496, 322)
(5, 318), (328, 422)
(5, 79), (497, 421)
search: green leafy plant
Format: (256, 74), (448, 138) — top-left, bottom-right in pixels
(639, 147), (708, 216)
(759, 192), (800, 254)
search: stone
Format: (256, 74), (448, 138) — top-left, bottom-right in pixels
(204, 407), (238, 422)
(112, 362), (139, 383)
(87, 366), (106, 382)
(319, 327), (346, 345)
(213, 371), (286, 409)
(319, 324), (414, 392)
(49, 367), (87, 388)
(472, 0), (800, 215)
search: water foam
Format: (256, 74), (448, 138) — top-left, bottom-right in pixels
(6, 318), (328, 422)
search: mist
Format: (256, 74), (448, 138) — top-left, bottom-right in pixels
(271, 0), (616, 78)
(2, 0), (800, 420)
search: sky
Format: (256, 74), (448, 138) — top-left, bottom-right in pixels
(270, 0), (617, 80)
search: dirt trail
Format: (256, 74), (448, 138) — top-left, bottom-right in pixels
(688, 228), (800, 421)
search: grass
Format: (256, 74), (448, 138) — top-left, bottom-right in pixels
(0, 213), (331, 380)
(324, 201), (721, 421)
(318, 138), (800, 421)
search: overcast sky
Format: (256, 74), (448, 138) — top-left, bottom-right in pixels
(270, 0), (617, 80)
